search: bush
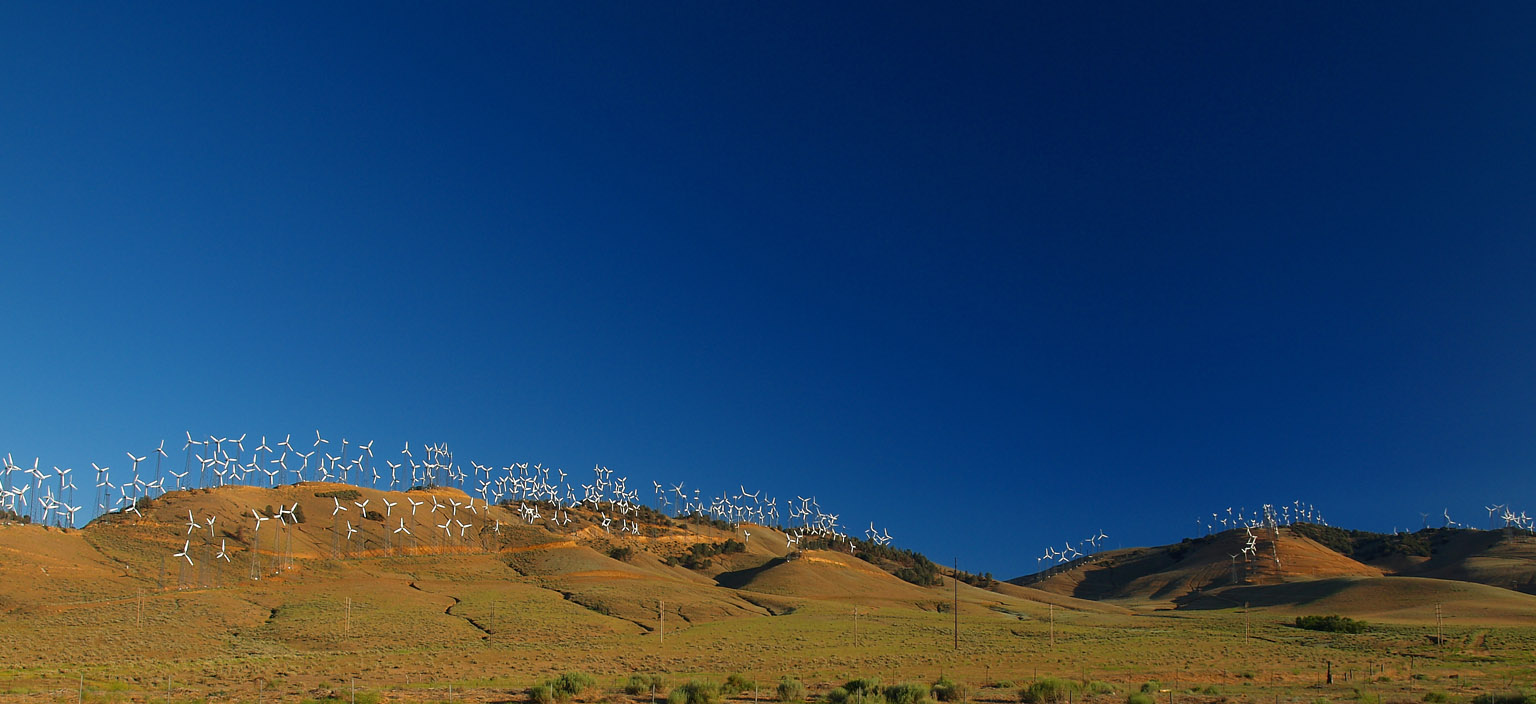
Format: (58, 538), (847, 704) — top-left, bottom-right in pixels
(529, 685), (557, 704)
(1140, 682), (1162, 694)
(1128, 694), (1156, 704)
(1422, 693), (1449, 704)
(846, 680), (882, 697)
(1295, 615), (1368, 634)
(830, 687), (883, 704)
(547, 672), (596, 701)
(1471, 694), (1536, 704)
(627, 675), (666, 696)
(778, 678), (807, 703)
(884, 683), (929, 704)
(932, 677), (969, 702)
(314, 489), (361, 500)
(1019, 679), (1080, 704)
(670, 681), (722, 704)
(1084, 682), (1115, 696)
(610, 546), (635, 561)
(724, 674), (757, 696)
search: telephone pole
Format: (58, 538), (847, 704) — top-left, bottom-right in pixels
(953, 558), (959, 651)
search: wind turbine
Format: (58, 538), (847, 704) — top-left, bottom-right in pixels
(173, 540), (193, 566)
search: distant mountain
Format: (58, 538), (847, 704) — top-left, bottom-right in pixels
(1008, 524), (1536, 616)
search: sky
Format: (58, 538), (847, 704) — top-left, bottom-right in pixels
(2, 3), (1535, 578)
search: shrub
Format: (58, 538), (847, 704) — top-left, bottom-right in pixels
(845, 680), (882, 697)
(724, 674), (757, 696)
(1422, 693), (1449, 704)
(1019, 679), (1079, 704)
(627, 675), (666, 696)
(1128, 694), (1156, 704)
(529, 685), (557, 704)
(1295, 615), (1367, 634)
(1085, 682), (1116, 696)
(1140, 682), (1162, 694)
(609, 546), (635, 561)
(778, 678), (806, 703)
(670, 681), (722, 704)
(556, 672), (596, 696)
(314, 489), (361, 500)
(884, 683), (929, 704)
(1471, 694), (1536, 704)
(932, 677), (968, 702)
(829, 688), (882, 704)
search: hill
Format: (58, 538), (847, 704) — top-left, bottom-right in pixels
(1012, 526), (1380, 604)
(1011, 523), (1536, 623)
(0, 482), (1103, 663)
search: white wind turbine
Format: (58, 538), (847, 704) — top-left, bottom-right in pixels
(173, 540), (193, 566)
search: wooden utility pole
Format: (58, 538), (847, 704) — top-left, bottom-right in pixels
(953, 558), (959, 651)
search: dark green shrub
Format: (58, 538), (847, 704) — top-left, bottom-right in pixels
(932, 677), (968, 702)
(829, 687), (881, 704)
(1127, 694), (1156, 704)
(1295, 615), (1367, 633)
(845, 679), (882, 696)
(529, 685), (557, 704)
(627, 675), (666, 696)
(1019, 679), (1079, 704)
(723, 674), (756, 695)
(670, 681), (722, 704)
(1422, 692), (1449, 704)
(609, 546), (635, 561)
(884, 683), (928, 704)
(549, 672), (596, 700)
(1470, 694), (1536, 704)
(314, 489), (361, 500)
(778, 678), (806, 703)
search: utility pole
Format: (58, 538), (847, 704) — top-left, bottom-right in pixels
(953, 558), (959, 651)
(659, 599), (664, 646)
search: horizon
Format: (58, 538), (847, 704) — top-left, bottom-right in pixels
(3, 3), (1536, 579)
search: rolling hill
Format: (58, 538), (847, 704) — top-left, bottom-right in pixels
(1009, 523), (1536, 621)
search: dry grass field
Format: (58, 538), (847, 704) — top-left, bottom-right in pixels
(3, 486), (1536, 704)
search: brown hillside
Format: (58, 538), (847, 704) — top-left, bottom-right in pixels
(1012, 527), (1379, 604)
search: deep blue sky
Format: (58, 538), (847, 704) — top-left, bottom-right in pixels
(3, 3), (1535, 577)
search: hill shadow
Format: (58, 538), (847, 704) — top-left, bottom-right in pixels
(1171, 578), (1358, 610)
(714, 556), (788, 589)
